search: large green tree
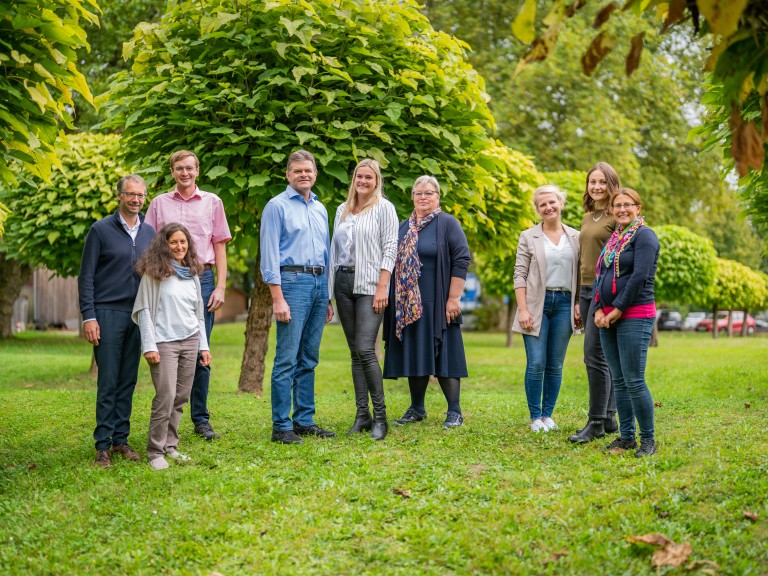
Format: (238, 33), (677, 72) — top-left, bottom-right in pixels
(0, 0), (97, 186)
(102, 0), (531, 393)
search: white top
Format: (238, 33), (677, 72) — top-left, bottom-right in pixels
(332, 214), (357, 268)
(544, 233), (573, 291)
(138, 275), (209, 353)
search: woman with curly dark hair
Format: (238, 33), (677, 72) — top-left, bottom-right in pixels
(132, 223), (210, 470)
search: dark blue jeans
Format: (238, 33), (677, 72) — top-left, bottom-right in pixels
(93, 309), (141, 450)
(271, 271), (328, 431)
(522, 290), (573, 420)
(599, 317), (655, 441)
(190, 269), (215, 426)
(579, 286), (615, 419)
(334, 270), (386, 416)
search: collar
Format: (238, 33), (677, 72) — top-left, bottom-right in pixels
(286, 185), (316, 203)
(171, 187), (202, 201)
(116, 211), (141, 229)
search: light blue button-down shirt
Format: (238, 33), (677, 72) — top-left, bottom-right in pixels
(260, 186), (330, 285)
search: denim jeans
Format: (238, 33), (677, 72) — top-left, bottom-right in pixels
(271, 271), (328, 431)
(599, 317), (655, 441)
(579, 285), (615, 419)
(334, 270), (386, 416)
(522, 290), (573, 420)
(190, 269), (215, 425)
(93, 309), (141, 450)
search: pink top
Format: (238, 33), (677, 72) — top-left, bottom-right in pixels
(145, 187), (232, 265)
(602, 303), (656, 319)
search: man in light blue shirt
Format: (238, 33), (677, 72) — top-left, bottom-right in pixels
(260, 149), (336, 444)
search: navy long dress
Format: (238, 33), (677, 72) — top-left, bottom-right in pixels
(383, 219), (468, 379)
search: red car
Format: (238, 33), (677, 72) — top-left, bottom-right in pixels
(696, 311), (757, 334)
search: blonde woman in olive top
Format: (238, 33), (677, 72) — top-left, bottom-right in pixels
(569, 162), (619, 444)
(329, 159), (398, 441)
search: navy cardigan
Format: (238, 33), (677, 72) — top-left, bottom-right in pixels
(595, 225), (659, 310)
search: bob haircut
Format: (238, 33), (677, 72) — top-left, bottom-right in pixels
(583, 162), (620, 213)
(136, 223), (204, 280)
(612, 187), (642, 209)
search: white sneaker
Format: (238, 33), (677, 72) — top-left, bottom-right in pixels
(541, 417), (557, 431)
(166, 450), (191, 462)
(149, 456), (169, 471)
(530, 419), (546, 433)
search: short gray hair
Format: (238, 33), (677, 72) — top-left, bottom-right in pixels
(116, 174), (146, 195)
(532, 184), (565, 209)
(411, 175), (440, 196)
(286, 149), (316, 171)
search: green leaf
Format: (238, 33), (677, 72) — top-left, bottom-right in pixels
(207, 166), (229, 179)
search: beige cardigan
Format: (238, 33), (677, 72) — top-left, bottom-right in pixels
(511, 223), (581, 337)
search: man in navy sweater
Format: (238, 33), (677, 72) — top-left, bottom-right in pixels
(78, 174), (155, 468)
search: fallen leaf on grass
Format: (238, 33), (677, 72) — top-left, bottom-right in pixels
(28, 463), (36, 471)
(652, 541), (692, 568)
(685, 559), (720, 573)
(744, 402), (750, 408)
(393, 488), (410, 498)
(654, 401), (663, 407)
(628, 533), (692, 569)
(743, 511), (758, 522)
(468, 464), (490, 473)
(24, 384), (33, 389)
(544, 551), (568, 564)
(260, 529), (268, 536)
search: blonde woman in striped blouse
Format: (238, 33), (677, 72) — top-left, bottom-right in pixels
(329, 159), (398, 440)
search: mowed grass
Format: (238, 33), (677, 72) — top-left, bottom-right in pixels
(0, 324), (766, 575)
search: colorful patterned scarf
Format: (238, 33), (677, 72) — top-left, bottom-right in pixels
(394, 208), (441, 340)
(595, 216), (644, 299)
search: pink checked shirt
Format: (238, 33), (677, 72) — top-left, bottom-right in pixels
(145, 187), (232, 265)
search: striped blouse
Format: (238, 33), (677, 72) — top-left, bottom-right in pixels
(328, 198), (399, 299)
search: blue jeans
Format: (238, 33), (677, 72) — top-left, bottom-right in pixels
(271, 271), (328, 431)
(522, 290), (573, 420)
(190, 269), (215, 425)
(599, 317), (655, 441)
(93, 309), (141, 450)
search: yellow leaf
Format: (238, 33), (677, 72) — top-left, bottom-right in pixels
(11, 50), (32, 65)
(24, 82), (49, 112)
(698, 0), (748, 37)
(511, 0), (536, 44)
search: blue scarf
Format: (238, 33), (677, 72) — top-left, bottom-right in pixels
(172, 261), (193, 280)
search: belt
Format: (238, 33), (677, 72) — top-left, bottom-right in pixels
(337, 266), (355, 273)
(281, 265), (325, 275)
(203, 263), (213, 270)
(546, 287), (570, 292)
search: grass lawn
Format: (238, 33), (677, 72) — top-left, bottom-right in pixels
(0, 324), (766, 575)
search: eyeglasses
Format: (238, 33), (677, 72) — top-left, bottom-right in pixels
(413, 191), (438, 198)
(121, 192), (146, 200)
(173, 166), (197, 173)
(612, 203), (637, 210)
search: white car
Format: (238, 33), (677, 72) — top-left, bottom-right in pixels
(683, 312), (707, 331)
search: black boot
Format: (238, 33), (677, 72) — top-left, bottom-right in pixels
(369, 375), (387, 440)
(568, 420), (605, 443)
(603, 414), (618, 434)
(347, 410), (372, 434)
(370, 412), (388, 440)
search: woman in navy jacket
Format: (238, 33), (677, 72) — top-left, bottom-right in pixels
(594, 188), (660, 457)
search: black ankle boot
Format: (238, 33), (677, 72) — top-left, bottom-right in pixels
(568, 420), (605, 443)
(370, 413), (388, 441)
(347, 412), (372, 434)
(603, 414), (618, 434)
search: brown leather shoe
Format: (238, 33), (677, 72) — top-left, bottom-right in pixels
(95, 449), (111, 468)
(111, 444), (141, 461)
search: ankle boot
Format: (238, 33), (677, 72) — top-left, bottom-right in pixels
(370, 412), (388, 440)
(568, 420), (605, 443)
(603, 414), (618, 434)
(347, 411), (372, 434)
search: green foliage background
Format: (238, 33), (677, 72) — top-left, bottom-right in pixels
(654, 225), (717, 307)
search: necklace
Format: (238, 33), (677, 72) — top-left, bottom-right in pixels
(592, 210), (605, 222)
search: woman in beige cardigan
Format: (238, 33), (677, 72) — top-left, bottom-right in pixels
(512, 185), (580, 433)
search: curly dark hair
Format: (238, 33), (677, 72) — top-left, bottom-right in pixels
(136, 223), (204, 279)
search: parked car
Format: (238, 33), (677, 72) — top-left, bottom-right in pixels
(696, 311), (757, 334)
(657, 309), (683, 331)
(683, 312), (707, 331)
(755, 319), (768, 333)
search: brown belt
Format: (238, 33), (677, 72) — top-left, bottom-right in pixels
(203, 263), (213, 270)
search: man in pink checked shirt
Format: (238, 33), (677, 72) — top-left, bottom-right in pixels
(145, 150), (232, 441)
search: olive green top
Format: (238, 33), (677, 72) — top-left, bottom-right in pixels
(579, 211), (616, 285)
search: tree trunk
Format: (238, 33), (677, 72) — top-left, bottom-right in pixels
(727, 309), (734, 338)
(712, 304), (718, 339)
(741, 309), (749, 337)
(238, 264), (273, 395)
(505, 299), (517, 347)
(0, 255), (31, 338)
(650, 317), (659, 347)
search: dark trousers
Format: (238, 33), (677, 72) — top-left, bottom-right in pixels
(334, 271), (386, 416)
(579, 286), (615, 419)
(190, 269), (215, 425)
(93, 309), (141, 451)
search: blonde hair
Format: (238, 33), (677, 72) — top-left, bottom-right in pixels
(169, 150), (199, 168)
(532, 184), (565, 209)
(341, 159), (383, 220)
